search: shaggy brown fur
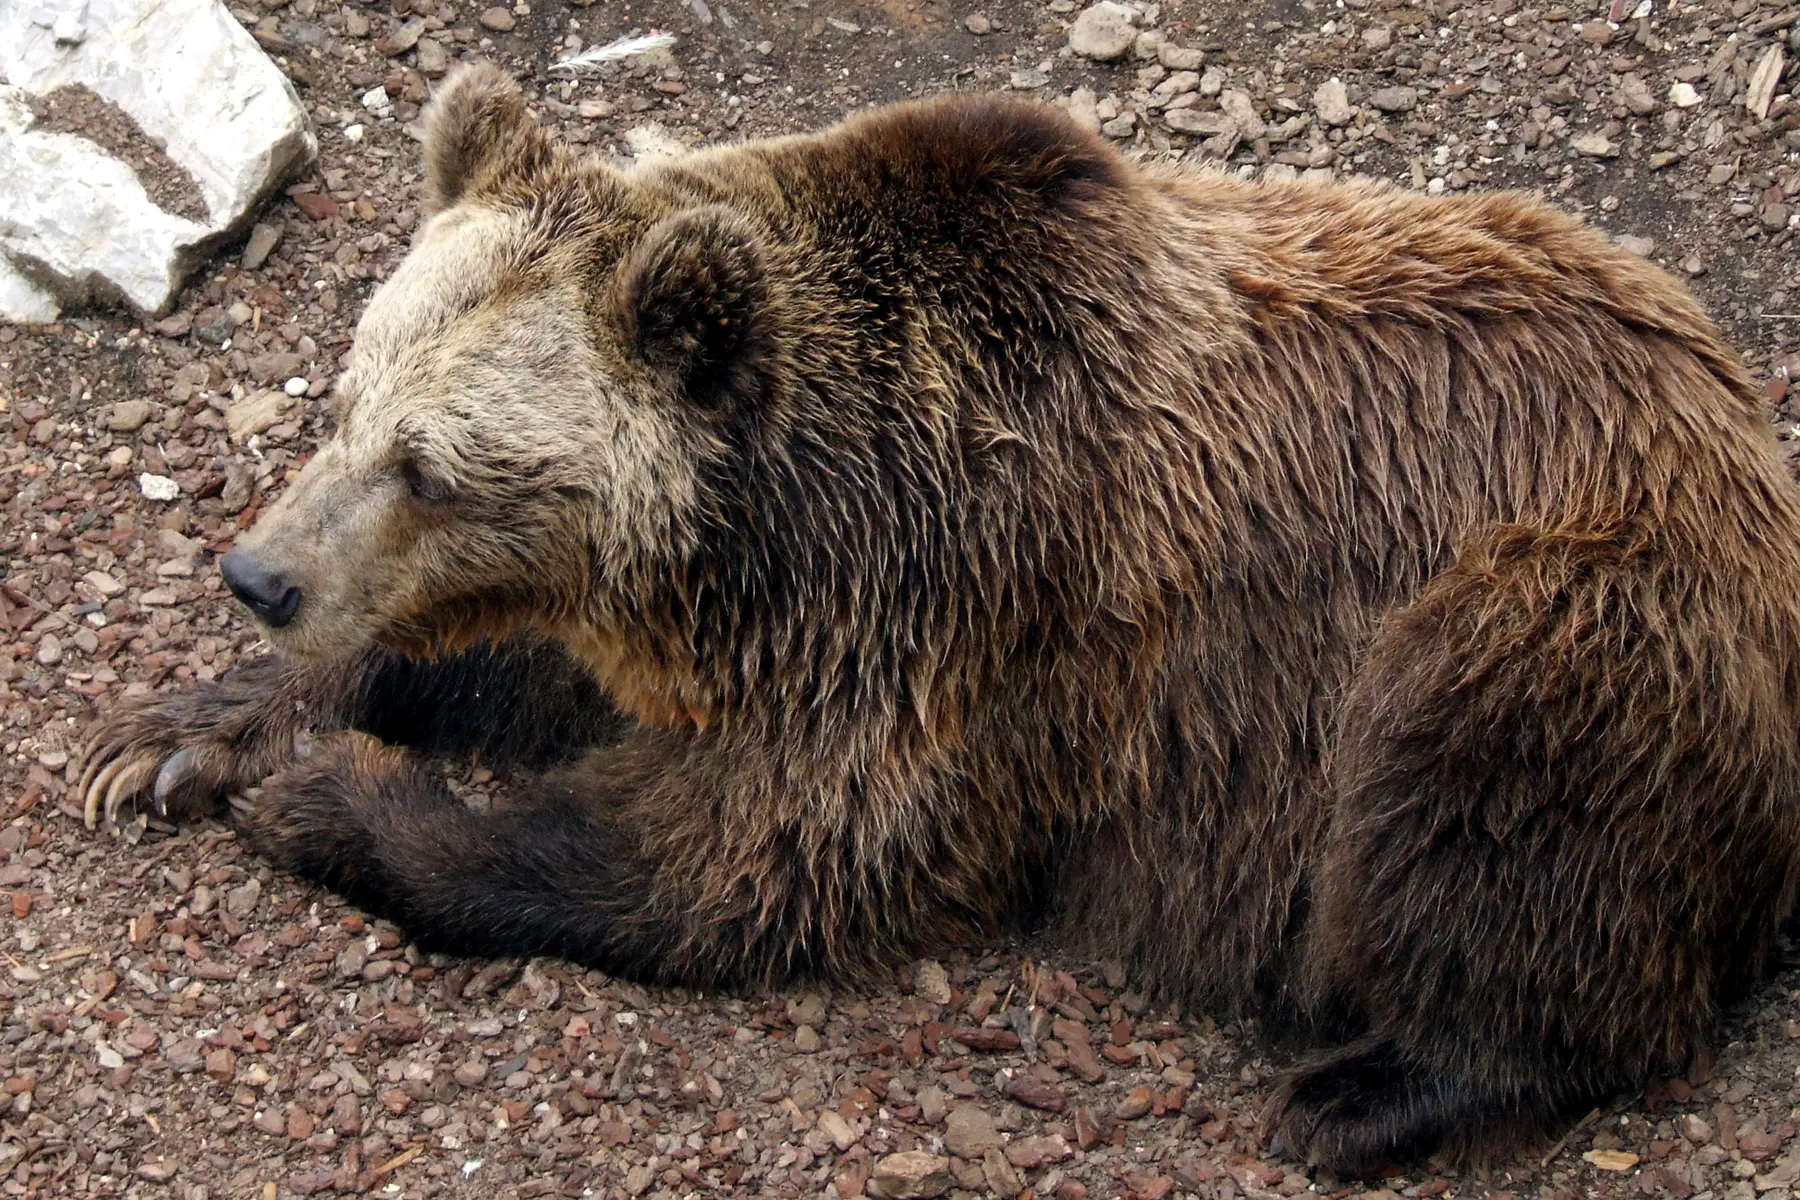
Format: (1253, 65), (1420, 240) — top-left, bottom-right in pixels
(81, 64), (1800, 1173)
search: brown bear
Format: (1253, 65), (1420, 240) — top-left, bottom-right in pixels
(79, 63), (1800, 1174)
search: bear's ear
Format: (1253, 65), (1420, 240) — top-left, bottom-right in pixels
(612, 206), (770, 407)
(422, 63), (561, 213)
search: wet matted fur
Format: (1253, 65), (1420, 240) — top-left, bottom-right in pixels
(81, 64), (1800, 1174)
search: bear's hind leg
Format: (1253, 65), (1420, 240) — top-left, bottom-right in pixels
(1263, 1038), (1521, 1176)
(1273, 521), (1800, 1173)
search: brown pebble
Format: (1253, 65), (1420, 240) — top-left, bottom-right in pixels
(331, 1094), (361, 1136)
(204, 1047), (236, 1083)
(1114, 1085), (1153, 1120)
(1064, 1037), (1106, 1083)
(951, 1025), (1021, 1052)
(286, 1106), (315, 1141)
(1002, 1071), (1066, 1112)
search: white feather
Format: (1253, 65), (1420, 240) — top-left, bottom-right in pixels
(549, 33), (677, 73)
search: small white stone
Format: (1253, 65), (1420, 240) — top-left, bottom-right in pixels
(343, 123), (365, 142)
(1571, 131), (1617, 157)
(914, 959), (953, 1004)
(1065, 86), (1101, 133)
(1158, 43), (1202, 70)
(138, 472), (180, 501)
(360, 86), (393, 114)
(1745, 45), (1783, 121)
(226, 390), (289, 441)
(622, 123), (687, 164)
(1668, 81), (1703, 109)
(0, 256), (60, 324)
(283, 376), (309, 397)
(51, 12), (85, 43)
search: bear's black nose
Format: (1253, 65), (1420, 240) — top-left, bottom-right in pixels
(220, 547), (302, 628)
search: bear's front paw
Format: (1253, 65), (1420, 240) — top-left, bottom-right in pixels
(237, 731), (410, 892)
(81, 697), (266, 833)
(1263, 1039), (1462, 1177)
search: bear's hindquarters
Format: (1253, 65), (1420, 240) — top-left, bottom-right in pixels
(1274, 520), (1800, 1173)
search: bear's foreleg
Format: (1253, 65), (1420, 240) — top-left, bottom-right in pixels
(80, 634), (620, 828)
(1270, 521), (1800, 1173)
(238, 730), (681, 973)
(238, 726), (1003, 986)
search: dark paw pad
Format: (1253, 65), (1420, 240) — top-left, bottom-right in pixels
(1263, 1040), (1461, 1176)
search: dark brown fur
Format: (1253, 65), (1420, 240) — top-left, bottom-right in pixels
(81, 66), (1800, 1173)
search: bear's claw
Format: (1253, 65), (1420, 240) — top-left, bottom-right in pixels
(153, 747), (199, 808)
(79, 748), (161, 829)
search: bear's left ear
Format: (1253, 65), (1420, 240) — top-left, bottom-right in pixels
(612, 206), (770, 407)
(422, 63), (562, 213)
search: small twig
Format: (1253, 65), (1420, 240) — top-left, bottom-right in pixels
(2, 583), (78, 633)
(1762, 313), (1800, 320)
(369, 1144), (424, 1178)
(1540, 1106), (1604, 1168)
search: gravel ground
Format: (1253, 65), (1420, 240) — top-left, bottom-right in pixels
(3, 0), (1800, 1197)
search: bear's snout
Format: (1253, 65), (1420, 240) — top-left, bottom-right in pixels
(221, 547), (302, 629)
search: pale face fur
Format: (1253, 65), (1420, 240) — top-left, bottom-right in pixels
(235, 202), (707, 664)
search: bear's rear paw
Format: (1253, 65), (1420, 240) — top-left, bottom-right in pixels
(79, 657), (297, 831)
(1262, 1039), (1478, 1177)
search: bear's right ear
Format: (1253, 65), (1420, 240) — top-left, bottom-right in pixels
(422, 63), (561, 213)
(611, 206), (771, 408)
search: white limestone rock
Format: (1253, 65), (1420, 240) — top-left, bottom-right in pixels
(0, 0), (317, 323)
(1068, 2), (1138, 62)
(0, 259), (60, 324)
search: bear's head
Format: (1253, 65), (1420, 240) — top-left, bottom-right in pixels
(221, 64), (778, 677)
(220, 64), (1140, 729)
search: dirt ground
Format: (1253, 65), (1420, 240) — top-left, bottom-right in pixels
(2, 0), (1800, 1197)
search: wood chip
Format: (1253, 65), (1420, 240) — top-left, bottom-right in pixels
(1583, 1150), (1641, 1171)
